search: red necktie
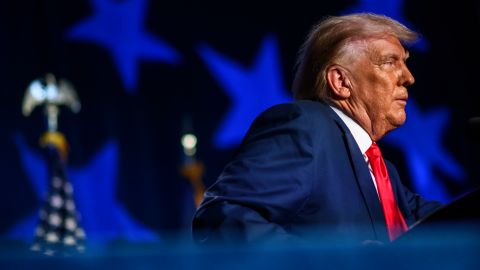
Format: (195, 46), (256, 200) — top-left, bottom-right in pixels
(366, 142), (408, 241)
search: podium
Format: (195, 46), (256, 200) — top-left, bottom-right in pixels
(396, 187), (480, 242)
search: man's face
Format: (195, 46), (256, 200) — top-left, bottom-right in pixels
(347, 35), (414, 135)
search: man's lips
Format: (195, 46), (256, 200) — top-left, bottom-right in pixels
(395, 97), (408, 105)
(396, 93), (408, 102)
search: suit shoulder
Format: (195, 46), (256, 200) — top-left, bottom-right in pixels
(252, 100), (332, 126)
(241, 100), (336, 148)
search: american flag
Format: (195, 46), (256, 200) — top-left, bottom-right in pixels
(30, 132), (86, 256)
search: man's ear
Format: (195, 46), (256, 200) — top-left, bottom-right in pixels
(326, 65), (351, 99)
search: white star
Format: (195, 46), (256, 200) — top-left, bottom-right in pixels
(50, 195), (64, 208)
(65, 218), (77, 231)
(66, 200), (76, 211)
(48, 213), (61, 226)
(63, 236), (76, 246)
(46, 232), (59, 243)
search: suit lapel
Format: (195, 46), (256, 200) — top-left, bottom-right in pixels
(324, 105), (389, 241)
(343, 132), (389, 241)
(385, 161), (413, 226)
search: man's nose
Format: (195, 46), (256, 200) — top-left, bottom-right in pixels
(400, 65), (415, 87)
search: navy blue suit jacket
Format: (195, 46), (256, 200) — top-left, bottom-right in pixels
(193, 100), (440, 244)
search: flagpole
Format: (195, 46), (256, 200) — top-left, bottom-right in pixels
(179, 115), (206, 208)
(22, 73), (85, 256)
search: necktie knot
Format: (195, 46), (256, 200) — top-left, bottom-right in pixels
(366, 142), (388, 178)
(366, 142), (381, 161)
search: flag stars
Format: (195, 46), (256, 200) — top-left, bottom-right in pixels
(46, 232), (59, 243)
(48, 213), (62, 227)
(11, 135), (159, 248)
(65, 218), (77, 231)
(66, 200), (76, 211)
(63, 236), (76, 246)
(50, 195), (63, 208)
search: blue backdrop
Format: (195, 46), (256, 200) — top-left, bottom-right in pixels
(0, 0), (479, 246)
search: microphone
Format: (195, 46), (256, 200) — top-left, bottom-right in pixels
(466, 117), (480, 142)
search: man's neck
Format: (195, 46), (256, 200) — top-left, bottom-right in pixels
(330, 106), (372, 154)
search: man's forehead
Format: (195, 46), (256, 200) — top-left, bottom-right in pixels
(365, 36), (408, 56)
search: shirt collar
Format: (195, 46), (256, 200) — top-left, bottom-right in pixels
(330, 106), (372, 154)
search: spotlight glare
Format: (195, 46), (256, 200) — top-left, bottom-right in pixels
(181, 134), (197, 150)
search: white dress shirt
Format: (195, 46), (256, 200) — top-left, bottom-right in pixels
(330, 106), (378, 193)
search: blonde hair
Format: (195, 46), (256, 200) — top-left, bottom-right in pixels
(292, 13), (417, 100)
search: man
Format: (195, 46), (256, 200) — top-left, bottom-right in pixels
(192, 13), (441, 245)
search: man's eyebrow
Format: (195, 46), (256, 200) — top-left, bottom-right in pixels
(380, 51), (409, 62)
(379, 53), (399, 61)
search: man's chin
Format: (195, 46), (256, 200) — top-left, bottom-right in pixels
(388, 113), (407, 128)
